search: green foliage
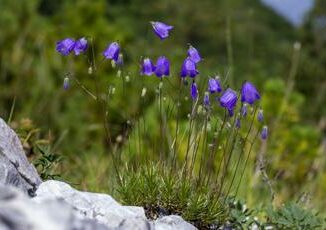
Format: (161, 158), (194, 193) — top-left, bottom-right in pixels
(226, 199), (261, 229)
(117, 164), (227, 229)
(33, 145), (62, 180)
(265, 202), (323, 229)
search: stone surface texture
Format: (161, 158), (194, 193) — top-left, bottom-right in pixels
(0, 118), (42, 196)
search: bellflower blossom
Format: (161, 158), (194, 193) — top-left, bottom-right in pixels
(187, 45), (201, 63)
(191, 82), (198, 100)
(208, 78), (222, 93)
(56, 38), (75, 56)
(241, 81), (260, 105)
(261, 126), (268, 140)
(63, 77), (70, 90)
(204, 92), (210, 106)
(236, 118), (241, 129)
(150, 21), (174, 40)
(258, 109), (264, 123)
(180, 58), (199, 78)
(116, 54), (124, 67)
(241, 103), (248, 117)
(103, 42), (120, 62)
(74, 37), (88, 55)
(155, 56), (170, 77)
(220, 88), (238, 116)
(141, 58), (155, 76)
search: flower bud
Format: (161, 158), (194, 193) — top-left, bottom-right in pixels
(261, 126), (268, 140)
(257, 109), (264, 123)
(63, 77), (70, 90)
(141, 87), (147, 97)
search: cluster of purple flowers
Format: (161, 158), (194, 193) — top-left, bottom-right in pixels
(56, 38), (123, 65)
(141, 56), (170, 77)
(56, 38), (88, 56)
(56, 21), (267, 140)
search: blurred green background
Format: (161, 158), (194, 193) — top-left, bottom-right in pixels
(0, 0), (325, 213)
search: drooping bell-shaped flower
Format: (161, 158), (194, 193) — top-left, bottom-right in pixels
(74, 37), (88, 55)
(241, 103), (248, 117)
(116, 54), (124, 67)
(204, 92), (210, 106)
(180, 58), (199, 78)
(141, 58), (155, 76)
(191, 82), (198, 100)
(63, 77), (70, 90)
(103, 42), (120, 62)
(236, 118), (241, 129)
(188, 45), (201, 63)
(241, 81), (260, 105)
(261, 126), (268, 140)
(257, 109), (264, 123)
(208, 78), (222, 93)
(56, 38), (75, 56)
(154, 56), (170, 77)
(220, 88), (238, 116)
(150, 21), (174, 40)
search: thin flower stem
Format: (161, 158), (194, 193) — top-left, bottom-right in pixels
(220, 128), (239, 204)
(198, 113), (209, 184)
(233, 108), (259, 200)
(89, 38), (121, 185)
(7, 96), (16, 124)
(224, 106), (258, 199)
(183, 97), (199, 177)
(205, 112), (227, 186)
(172, 78), (183, 169)
(71, 77), (97, 100)
(224, 138), (245, 200)
(233, 129), (260, 200)
(159, 78), (164, 161)
(189, 119), (203, 179)
(216, 114), (239, 201)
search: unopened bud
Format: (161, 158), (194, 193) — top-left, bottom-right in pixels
(88, 67), (93, 75)
(141, 87), (147, 97)
(111, 60), (116, 68)
(63, 77), (70, 90)
(117, 70), (121, 78)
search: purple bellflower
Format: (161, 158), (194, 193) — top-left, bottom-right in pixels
(116, 54), (124, 67)
(155, 56), (170, 77)
(56, 38), (75, 56)
(103, 42), (120, 62)
(241, 81), (260, 105)
(151, 21), (173, 40)
(241, 103), (248, 117)
(204, 92), (210, 106)
(220, 88), (238, 116)
(208, 78), (222, 93)
(141, 58), (155, 76)
(191, 82), (198, 100)
(236, 118), (241, 129)
(258, 109), (264, 123)
(188, 45), (201, 63)
(261, 126), (268, 140)
(63, 77), (70, 90)
(74, 37), (88, 55)
(180, 58), (199, 78)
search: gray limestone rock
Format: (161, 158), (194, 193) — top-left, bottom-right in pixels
(34, 180), (197, 230)
(155, 215), (197, 230)
(34, 180), (147, 228)
(0, 184), (108, 230)
(0, 118), (42, 196)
